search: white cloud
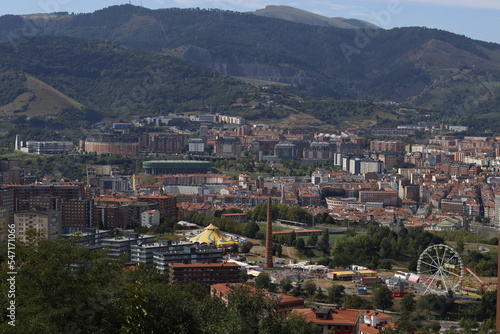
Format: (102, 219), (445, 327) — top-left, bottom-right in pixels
(402, 0), (500, 10)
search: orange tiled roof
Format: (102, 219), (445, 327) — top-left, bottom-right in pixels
(359, 323), (380, 334)
(293, 307), (360, 325)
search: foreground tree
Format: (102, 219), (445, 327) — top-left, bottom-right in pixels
(344, 294), (370, 309)
(255, 272), (272, 290)
(279, 277), (293, 293)
(0, 239), (320, 334)
(372, 285), (394, 311)
(304, 280), (317, 296)
(400, 294), (416, 314)
(327, 283), (345, 304)
(391, 311), (440, 334)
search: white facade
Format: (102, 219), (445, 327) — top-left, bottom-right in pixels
(18, 140), (73, 154)
(190, 115), (217, 123)
(189, 139), (205, 153)
(141, 210), (160, 228)
(218, 115), (245, 125)
(360, 159), (383, 175)
(311, 170), (330, 184)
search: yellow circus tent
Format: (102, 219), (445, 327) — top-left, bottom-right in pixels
(189, 224), (239, 248)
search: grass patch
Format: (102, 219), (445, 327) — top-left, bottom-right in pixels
(328, 233), (346, 244)
(1, 75), (83, 117)
(155, 234), (183, 242)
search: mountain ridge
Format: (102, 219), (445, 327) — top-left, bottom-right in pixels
(0, 5), (499, 131)
(250, 5), (379, 29)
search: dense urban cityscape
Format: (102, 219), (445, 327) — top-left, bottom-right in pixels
(1, 112), (499, 333)
(1, 3), (500, 334)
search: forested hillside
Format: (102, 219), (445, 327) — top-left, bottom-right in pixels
(1, 5), (499, 103)
(1, 5), (499, 132)
(0, 36), (256, 122)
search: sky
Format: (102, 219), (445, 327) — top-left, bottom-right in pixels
(1, 0), (499, 44)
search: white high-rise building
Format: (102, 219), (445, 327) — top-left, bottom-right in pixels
(141, 210), (160, 228)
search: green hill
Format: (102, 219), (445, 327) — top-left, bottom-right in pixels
(0, 74), (83, 118)
(0, 5), (499, 132)
(0, 36), (256, 121)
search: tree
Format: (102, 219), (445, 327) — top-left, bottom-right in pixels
(327, 283), (345, 304)
(478, 290), (496, 320)
(279, 277), (293, 293)
(318, 229), (330, 255)
(0, 238), (124, 333)
(459, 318), (479, 332)
(227, 285), (280, 334)
(344, 294), (369, 309)
(255, 272), (272, 290)
(295, 238), (306, 251)
(307, 233), (318, 247)
(243, 222), (260, 238)
(477, 318), (496, 334)
(304, 280), (317, 296)
(240, 268), (250, 283)
(372, 285), (393, 311)
(274, 243), (283, 258)
(456, 238), (464, 254)
(240, 241), (254, 254)
(290, 230), (297, 246)
(379, 259), (393, 270)
(400, 294), (416, 314)
(281, 312), (322, 334)
(316, 286), (325, 300)
(292, 282), (303, 297)
(416, 294), (451, 316)
(0, 238), (322, 334)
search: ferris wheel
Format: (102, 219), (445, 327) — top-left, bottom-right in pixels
(417, 244), (464, 294)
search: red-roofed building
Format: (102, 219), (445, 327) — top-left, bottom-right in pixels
(210, 283), (304, 316)
(292, 307), (361, 334)
(138, 195), (177, 218)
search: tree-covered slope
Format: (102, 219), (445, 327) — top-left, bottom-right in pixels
(0, 35), (256, 123)
(1, 5), (499, 131)
(1, 5), (499, 105)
